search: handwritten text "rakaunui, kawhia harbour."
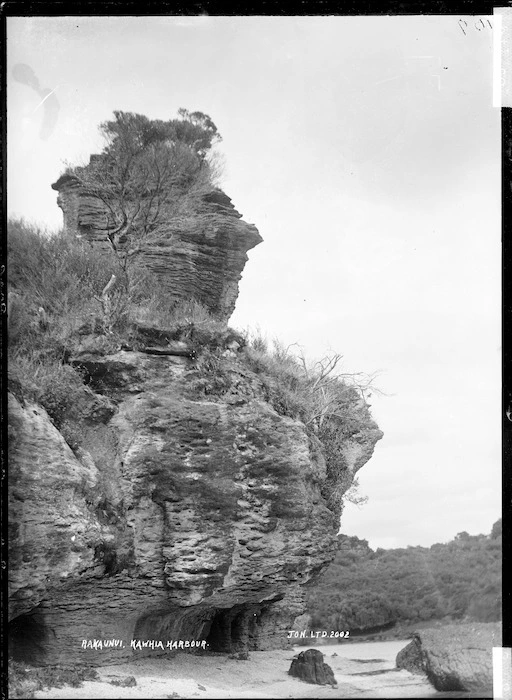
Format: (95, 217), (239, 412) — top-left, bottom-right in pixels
(81, 639), (208, 650)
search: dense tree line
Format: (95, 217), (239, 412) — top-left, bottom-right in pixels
(305, 522), (502, 633)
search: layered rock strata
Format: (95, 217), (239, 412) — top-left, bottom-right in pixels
(51, 172), (262, 322)
(8, 340), (382, 666)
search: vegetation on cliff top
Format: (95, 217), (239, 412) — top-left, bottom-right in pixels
(64, 109), (223, 276)
(304, 522), (502, 636)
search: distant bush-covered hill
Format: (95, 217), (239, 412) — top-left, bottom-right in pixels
(305, 522), (502, 634)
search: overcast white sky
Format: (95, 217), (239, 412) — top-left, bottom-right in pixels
(7, 15), (501, 549)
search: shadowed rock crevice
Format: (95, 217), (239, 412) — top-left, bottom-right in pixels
(204, 604), (266, 653)
(9, 610), (50, 665)
(128, 602), (273, 655)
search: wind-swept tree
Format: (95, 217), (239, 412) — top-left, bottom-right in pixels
(67, 109), (222, 270)
(63, 109), (222, 332)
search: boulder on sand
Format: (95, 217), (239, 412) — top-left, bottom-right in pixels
(288, 648), (337, 687)
(396, 622), (501, 693)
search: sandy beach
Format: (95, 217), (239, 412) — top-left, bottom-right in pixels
(33, 641), (447, 699)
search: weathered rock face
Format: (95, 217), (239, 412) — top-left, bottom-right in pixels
(8, 396), (106, 620)
(396, 623), (502, 693)
(11, 159), (382, 667)
(51, 173), (262, 322)
(8, 342), (382, 667)
(288, 648), (337, 687)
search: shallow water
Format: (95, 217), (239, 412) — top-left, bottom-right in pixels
(298, 640), (409, 662)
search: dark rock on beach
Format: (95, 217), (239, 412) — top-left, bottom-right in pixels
(288, 648), (338, 687)
(110, 676), (137, 687)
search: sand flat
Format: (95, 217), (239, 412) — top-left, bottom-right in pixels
(33, 642), (439, 699)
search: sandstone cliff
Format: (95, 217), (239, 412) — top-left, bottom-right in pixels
(51, 169), (262, 322)
(9, 330), (382, 666)
(9, 152), (383, 668)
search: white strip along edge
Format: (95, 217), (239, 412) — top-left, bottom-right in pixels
(493, 647), (512, 699)
(494, 7), (512, 108)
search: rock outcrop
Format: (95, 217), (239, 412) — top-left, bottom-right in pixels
(51, 170), (262, 322)
(396, 623), (501, 693)
(9, 157), (383, 668)
(8, 338), (382, 666)
(288, 648), (337, 687)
